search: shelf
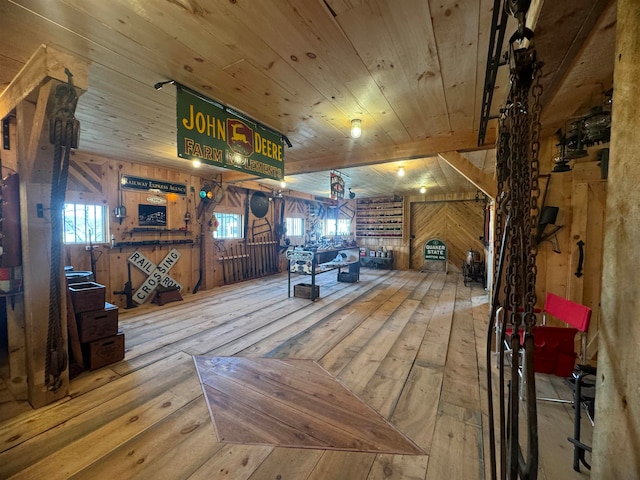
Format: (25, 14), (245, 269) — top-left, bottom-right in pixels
(356, 196), (404, 239)
(113, 239), (196, 249)
(127, 228), (192, 237)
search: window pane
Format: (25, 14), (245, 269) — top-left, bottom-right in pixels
(285, 217), (304, 237)
(213, 213), (243, 239)
(63, 203), (108, 244)
(325, 219), (350, 236)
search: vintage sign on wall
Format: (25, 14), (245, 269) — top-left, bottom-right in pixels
(330, 173), (345, 200)
(121, 175), (187, 196)
(176, 87), (284, 181)
(128, 249), (183, 304)
(424, 239), (447, 261)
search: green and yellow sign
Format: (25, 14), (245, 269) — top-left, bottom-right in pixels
(176, 87), (284, 181)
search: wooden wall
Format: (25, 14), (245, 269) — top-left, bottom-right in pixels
(408, 199), (486, 272)
(534, 136), (608, 361)
(63, 153), (290, 308)
(63, 152), (203, 309)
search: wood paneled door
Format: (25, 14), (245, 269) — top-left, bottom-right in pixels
(409, 201), (486, 271)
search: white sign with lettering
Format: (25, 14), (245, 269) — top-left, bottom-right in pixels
(128, 249), (183, 304)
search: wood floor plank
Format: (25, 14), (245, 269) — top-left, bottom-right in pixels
(367, 453), (430, 480)
(195, 357), (423, 454)
(440, 279), (481, 411)
(337, 298), (421, 395)
(318, 276), (418, 375)
(415, 280), (457, 368)
(269, 282), (406, 361)
(68, 396), (220, 480)
(227, 273), (394, 358)
(425, 406), (484, 480)
(360, 292), (439, 418)
(6, 373), (202, 480)
(246, 447), (323, 480)
(0, 270), (588, 479)
(306, 450), (377, 480)
(0, 351), (194, 453)
(389, 364), (444, 453)
(187, 444), (274, 480)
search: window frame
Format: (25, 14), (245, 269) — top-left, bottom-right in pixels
(63, 202), (109, 245)
(285, 217), (305, 237)
(212, 212), (244, 239)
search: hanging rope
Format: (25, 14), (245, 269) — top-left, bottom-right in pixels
(486, 3), (543, 478)
(45, 69), (80, 392)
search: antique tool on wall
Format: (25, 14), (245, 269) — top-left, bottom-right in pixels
(485, 1), (542, 478)
(114, 174), (127, 224)
(113, 262), (137, 309)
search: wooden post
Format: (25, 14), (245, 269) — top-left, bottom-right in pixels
(592, 0), (640, 476)
(2, 45), (88, 408)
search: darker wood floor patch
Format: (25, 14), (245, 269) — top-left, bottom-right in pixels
(194, 356), (424, 455)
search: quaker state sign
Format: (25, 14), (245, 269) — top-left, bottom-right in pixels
(424, 239), (447, 261)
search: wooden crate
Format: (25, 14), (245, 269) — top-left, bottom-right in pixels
(68, 282), (106, 313)
(294, 283), (320, 299)
(77, 302), (119, 343)
(84, 332), (125, 370)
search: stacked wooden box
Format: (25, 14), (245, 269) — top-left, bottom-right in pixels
(68, 282), (124, 370)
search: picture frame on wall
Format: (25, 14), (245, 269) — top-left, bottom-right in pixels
(138, 204), (167, 226)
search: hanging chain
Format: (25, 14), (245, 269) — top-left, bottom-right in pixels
(489, 25), (543, 479)
(524, 74), (543, 327)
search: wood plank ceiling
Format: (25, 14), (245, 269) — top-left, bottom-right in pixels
(0, 0), (615, 198)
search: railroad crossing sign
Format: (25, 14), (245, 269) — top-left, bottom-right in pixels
(128, 249), (183, 304)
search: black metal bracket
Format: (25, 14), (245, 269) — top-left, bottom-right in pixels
(478, 0), (509, 146)
(2, 115), (10, 150)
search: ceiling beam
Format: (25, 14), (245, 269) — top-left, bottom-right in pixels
(536, 0), (612, 111)
(285, 128), (496, 175)
(437, 150), (497, 199)
(0, 44), (88, 119)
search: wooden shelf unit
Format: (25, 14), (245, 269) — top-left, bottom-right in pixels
(355, 196), (404, 238)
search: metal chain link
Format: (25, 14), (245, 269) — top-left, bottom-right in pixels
(492, 37), (543, 480)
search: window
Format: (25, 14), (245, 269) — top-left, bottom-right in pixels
(63, 203), (108, 244)
(285, 217), (305, 237)
(213, 213), (243, 239)
(325, 218), (351, 236)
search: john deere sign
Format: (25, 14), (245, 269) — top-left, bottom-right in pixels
(176, 87), (284, 181)
(424, 239), (447, 261)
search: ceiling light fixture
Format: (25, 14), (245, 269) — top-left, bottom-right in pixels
(420, 186), (426, 194)
(280, 180), (287, 188)
(193, 159), (201, 168)
(350, 119), (362, 138)
(398, 167), (405, 177)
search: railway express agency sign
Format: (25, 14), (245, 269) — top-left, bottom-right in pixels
(176, 87), (284, 181)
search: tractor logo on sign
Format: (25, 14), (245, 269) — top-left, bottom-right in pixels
(227, 119), (254, 157)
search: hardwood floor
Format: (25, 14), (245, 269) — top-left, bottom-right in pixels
(0, 269), (592, 479)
